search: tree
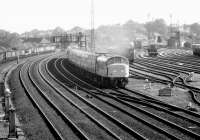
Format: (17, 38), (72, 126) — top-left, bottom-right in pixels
(190, 23), (200, 37)
(69, 26), (85, 33)
(123, 20), (146, 40)
(52, 27), (66, 35)
(145, 19), (167, 36)
(0, 30), (21, 49)
(95, 24), (126, 45)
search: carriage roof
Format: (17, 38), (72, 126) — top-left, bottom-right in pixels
(68, 47), (128, 63)
(96, 53), (128, 63)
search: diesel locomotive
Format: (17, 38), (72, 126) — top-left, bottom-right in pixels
(66, 47), (129, 88)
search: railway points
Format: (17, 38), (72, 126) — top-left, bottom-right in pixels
(3, 0), (200, 139)
(132, 49), (200, 110)
(49, 56), (200, 139)
(2, 47), (200, 140)
(128, 78), (198, 110)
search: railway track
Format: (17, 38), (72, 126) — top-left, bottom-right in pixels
(20, 57), (86, 140)
(48, 58), (155, 140)
(139, 55), (200, 74)
(59, 57), (200, 118)
(158, 49), (192, 58)
(45, 57), (200, 139)
(134, 49), (200, 104)
(7, 50), (200, 140)
(130, 63), (177, 80)
(131, 53), (200, 105)
(20, 56), (129, 140)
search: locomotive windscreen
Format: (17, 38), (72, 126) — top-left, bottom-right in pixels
(107, 57), (129, 65)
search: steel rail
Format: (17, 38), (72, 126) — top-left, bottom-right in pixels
(19, 59), (65, 140)
(28, 59), (90, 140)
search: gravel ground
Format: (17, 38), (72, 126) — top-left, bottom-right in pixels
(128, 77), (200, 112)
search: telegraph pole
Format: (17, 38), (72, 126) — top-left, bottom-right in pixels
(170, 14), (172, 35)
(91, 0), (95, 51)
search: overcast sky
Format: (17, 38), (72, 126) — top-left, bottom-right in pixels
(0, 0), (199, 33)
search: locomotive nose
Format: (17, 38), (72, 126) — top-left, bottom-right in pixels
(108, 64), (129, 77)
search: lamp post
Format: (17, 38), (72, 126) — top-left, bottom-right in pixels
(129, 41), (134, 62)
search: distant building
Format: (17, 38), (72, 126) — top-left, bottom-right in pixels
(134, 32), (167, 49)
(134, 33), (148, 49)
(21, 37), (52, 49)
(40, 38), (51, 46)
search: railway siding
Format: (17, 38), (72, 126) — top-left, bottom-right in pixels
(48, 57), (200, 139)
(132, 53), (200, 111)
(6, 50), (200, 139)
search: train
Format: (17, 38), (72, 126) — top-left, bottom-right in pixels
(147, 44), (158, 57)
(0, 46), (56, 62)
(66, 47), (129, 88)
(192, 44), (200, 56)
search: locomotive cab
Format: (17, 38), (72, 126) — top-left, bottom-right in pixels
(106, 56), (129, 88)
(107, 57), (129, 77)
